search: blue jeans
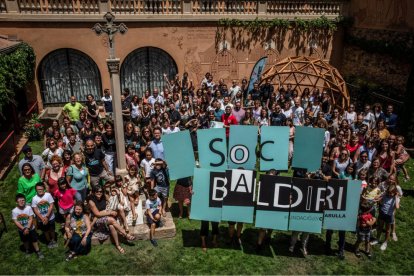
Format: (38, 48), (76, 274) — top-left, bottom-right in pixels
(75, 188), (88, 202)
(69, 233), (92, 255)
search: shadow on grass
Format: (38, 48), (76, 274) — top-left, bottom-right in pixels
(402, 188), (414, 198)
(169, 202), (190, 218)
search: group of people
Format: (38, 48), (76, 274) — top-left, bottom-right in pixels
(13, 70), (409, 261)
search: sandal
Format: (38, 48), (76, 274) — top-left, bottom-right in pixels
(133, 213), (138, 221)
(116, 245), (125, 254)
(126, 234), (136, 241)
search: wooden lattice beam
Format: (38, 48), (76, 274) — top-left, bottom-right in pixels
(260, 56), (350, 110)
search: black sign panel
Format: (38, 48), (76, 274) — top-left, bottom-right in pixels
(290, 178), (327, 213)
(222, 169), (256, 207)
(209, 171), (227, 208)
(256, 175), (292, 211)
(325, 179), (348, 211)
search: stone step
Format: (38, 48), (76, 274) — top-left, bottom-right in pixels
(91, 212), (176, 245)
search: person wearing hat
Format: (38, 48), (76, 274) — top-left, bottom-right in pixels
(18, 145), (45, 179)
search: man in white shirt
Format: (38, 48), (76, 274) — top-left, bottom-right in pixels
(229, 80), (240, 101)
(148, 88), (164, 107)
(362, 104), (376, 130)
(292, 98), (305, 126)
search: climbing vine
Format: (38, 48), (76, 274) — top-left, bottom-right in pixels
(0, 43), (35, 116)
(215, 16), (350, 53)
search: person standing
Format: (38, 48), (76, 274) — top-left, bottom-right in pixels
(84, 139), (114, 188)
(63, 95), (84, 123)
(292, 98), (304, 126)
(101, 89), (113, 118)
(222, 106), (238, 141)
(149, 127), (164, 160)
(12, 194), (44, 259)
(18, 145), (45, 178)
(31, 182), (57, 248)
(17, 163), (41, 205)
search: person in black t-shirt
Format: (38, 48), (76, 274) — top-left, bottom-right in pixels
(248, 82), (261, 102)
(260, 79), (274, 107)
(102, 122), (116, 173)
(84, 139), (114, 188)
(270, 104), (287, 126)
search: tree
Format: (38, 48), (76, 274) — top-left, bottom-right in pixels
(0, 43), (35, 116)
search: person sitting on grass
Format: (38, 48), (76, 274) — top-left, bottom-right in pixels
(354, 203), (376, 258)
(31, 182), (57, 249)
(146, 189), (162, 247)
(88, 186), (135, 254)
(54, 177), (77, 228)
(150, 159), (170, 216)
(12, 193), (44, 259)
(64, 201), (92, 261)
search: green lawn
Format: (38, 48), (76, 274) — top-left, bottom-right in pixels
(0, 141), (413, 274)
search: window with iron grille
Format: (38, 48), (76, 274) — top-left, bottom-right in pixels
(121, 47), (177, 96)
(38, 48), (102, 104)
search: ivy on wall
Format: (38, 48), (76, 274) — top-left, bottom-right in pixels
(215, 16), (350, 54)
(0, 43), (35, 116)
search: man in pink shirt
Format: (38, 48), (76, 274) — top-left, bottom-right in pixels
(231, 101), (245, 124)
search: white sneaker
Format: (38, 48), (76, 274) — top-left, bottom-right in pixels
(392, 233), (398, 241)
(380, 242), (388, 251)
(370, 240), (379, 245)
(288, 245), (294, 253)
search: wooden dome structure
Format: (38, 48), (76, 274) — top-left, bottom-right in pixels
(260, 56), (350, 110)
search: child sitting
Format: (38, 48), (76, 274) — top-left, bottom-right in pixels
(150, 159), (170, 216)
(354, 203), (376, 258)
(107, 175), (130, 232)
(145, 189), (162, 247)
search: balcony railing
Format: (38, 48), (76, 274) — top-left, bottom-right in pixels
(18, 0), (100, 14)
(0, 0), (348, 19)
(191, 0), (258, 14)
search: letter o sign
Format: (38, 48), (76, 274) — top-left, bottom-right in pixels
(230, 145), (249, 164)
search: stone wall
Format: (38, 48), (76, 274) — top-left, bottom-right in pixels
(341, 28), (412, 96)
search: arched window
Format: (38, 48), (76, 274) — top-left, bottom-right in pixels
(121, 47), (177, 96)
(38, 49), (101, 104)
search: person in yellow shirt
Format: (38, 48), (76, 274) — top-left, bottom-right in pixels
(377, 119), (390, 141)
(63, 95), (84, 122)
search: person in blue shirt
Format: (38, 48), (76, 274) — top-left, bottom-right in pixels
(149, 127), (164, 160)
(384, 104), (398, 132)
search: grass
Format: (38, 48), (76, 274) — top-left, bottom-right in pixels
(0, 141), (413, 274)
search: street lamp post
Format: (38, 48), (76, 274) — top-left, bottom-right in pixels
(92, 12), (128, 175)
